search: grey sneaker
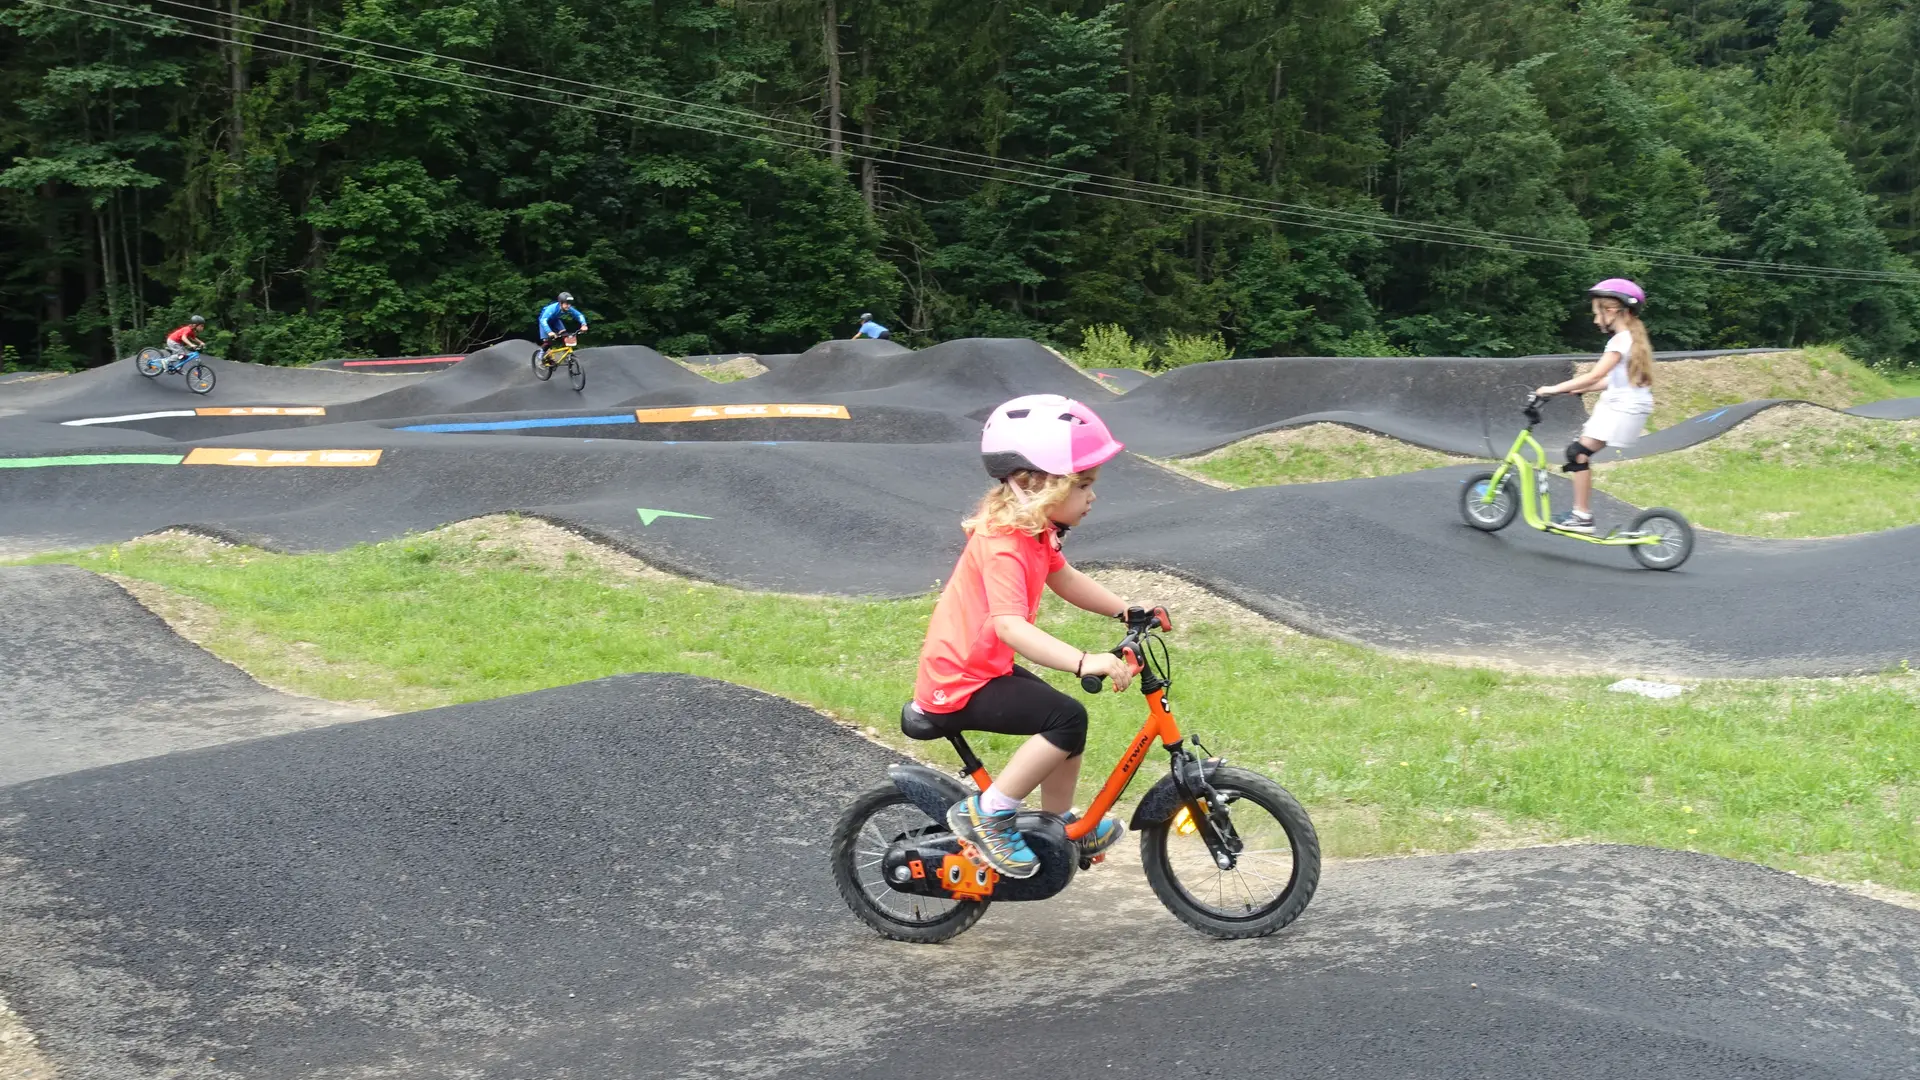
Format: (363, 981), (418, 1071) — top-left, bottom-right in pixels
(946, 796), (1040, 878)
(1554, 510), (1596, 534)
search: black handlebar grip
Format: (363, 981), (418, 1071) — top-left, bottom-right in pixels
(1080, 674), (1105, 694)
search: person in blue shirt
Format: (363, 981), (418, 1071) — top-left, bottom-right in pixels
(535, 292), (589, 362)
(852, 313), (891, 341)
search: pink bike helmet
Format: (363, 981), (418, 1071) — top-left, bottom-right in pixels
(981, 394), (1125, 479)
(1588, 278), (1646, 313)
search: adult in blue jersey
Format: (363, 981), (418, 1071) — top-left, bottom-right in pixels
(535, 292), (589, 362)
(852, 312), (891, 341)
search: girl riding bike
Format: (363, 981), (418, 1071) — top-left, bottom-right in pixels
(912, 394), (1142, 879)
(1534, 278), (1655, 533)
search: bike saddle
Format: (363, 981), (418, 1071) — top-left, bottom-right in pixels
(899, 701), (944, 741)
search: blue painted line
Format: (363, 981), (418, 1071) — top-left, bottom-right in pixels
(1696, 408), (1731, 424)
(399, 414), (637, 433)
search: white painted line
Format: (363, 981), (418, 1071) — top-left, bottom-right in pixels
(61, 410), (197, 427)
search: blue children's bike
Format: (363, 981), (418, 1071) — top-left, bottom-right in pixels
(134, 346), (216, 395)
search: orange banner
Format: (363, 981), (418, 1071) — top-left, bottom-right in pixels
(633, 403), (850, 423)
(183, 448), (383, 468)
(194, 406), (327, 417)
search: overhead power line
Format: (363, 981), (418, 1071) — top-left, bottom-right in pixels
(28, 0), (1920, 285)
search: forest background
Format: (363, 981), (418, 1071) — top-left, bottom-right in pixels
(2, 0), (1918, 370)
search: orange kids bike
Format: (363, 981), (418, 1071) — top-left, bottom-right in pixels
(831, 608), (1321, 943)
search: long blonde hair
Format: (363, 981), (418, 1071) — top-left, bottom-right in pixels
(963, 468), (1096, 538)
(1600, 300), (1654, 388)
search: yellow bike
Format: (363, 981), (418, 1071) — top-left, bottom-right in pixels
(532, 331), (587, 391)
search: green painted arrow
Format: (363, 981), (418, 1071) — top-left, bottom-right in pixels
(637, 507), (713, 526)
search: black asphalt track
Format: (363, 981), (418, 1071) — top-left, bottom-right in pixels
(4, 674), (1916, 1080)
(0, 564), (375, 786)
(5, 337), (1919, 673)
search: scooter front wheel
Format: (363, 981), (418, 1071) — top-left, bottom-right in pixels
(1140, 765), (1320, 939)
(1460, 470), (1519, 532)
(1628, 507), (1694, 570)
(830, 786), (987, 944)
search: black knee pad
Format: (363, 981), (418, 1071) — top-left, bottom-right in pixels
(1563, 440), (1592, 473)
(1039, 699), (1089, 757)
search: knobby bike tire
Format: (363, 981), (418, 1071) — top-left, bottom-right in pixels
(830, 786), (986, 944)
(532, 349), (554, 381)
(1459, 470), (1519, 532)
(1139, 765), (1320, 940)
(185, 363), (216, 395)
(568, 355), (585, 391)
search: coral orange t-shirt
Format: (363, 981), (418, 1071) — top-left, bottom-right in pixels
(915, 526), (1067, 712)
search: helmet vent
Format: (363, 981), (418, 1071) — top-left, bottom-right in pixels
(1005, 409), (1031, 419)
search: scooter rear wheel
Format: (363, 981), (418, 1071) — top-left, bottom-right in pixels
(1460, 470), (1519, 532)
(1140, 765), (1320, 939)
(1628, 507), (1694, 570)
(830, 786), (987, 943)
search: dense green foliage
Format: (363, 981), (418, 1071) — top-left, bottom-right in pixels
(3, 0), (1918, 368)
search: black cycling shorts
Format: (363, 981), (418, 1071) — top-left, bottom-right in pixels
(924, 666), (1088, 756)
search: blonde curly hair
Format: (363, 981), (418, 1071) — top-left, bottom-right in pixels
(962, 467), (1098, 538)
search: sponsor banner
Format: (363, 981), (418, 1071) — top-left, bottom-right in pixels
(633, 403), (851, 423)
(195, 406), (327, 417)
(183, 448), (383, 468)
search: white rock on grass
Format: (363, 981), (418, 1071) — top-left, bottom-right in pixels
(1608, 678), (1689, 700)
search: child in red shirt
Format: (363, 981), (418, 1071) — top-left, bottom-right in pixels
(911, 394), (1141, 879)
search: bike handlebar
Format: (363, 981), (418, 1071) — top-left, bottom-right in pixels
(1079, 606), (1172, 693)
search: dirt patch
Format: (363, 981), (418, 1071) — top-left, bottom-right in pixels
(1083, 568), (1298, 638)
(425, 515), (683, 581)
(1184, 423), (1469, 466)
(675, 356), (766, 383)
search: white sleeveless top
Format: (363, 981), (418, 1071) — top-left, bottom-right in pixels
(1600, 330), (1653, 410)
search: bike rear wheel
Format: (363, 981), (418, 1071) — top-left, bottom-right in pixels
(185, 362), (215, 395)
(568, 354), (585, 391)
(1459, 470), (1518, 531)
(1628, 507), (1694, 570)
(135, 347), (167, 377)
(532, 349), (554, 380)
(1140, 765), (1320, 939)
(830, 786), (986, 944)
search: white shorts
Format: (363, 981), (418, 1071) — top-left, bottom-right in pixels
(1582, 398), (1651, 448)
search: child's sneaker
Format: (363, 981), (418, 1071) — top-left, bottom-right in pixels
(947, 796), (1040, 878)
(1554, 510), (1596, 533)
(1064, 810), (1125, 858)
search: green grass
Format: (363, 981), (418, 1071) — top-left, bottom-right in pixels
(1638, 345), (1908, 431)
(1181, 425), (1471, 487)
(1598, 409), (1920, 537)
(24, 530), (1920, 893)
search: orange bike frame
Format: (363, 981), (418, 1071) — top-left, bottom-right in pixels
(965, 686), (1184, 843)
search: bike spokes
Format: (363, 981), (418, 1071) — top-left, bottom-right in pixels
(1158, 786), (1299, 919)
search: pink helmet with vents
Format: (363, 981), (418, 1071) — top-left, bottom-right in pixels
(980, 394), (1125, 479)
(1587, 278), (1646, 313)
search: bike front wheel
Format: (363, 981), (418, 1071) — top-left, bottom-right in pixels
(531, 349), (553, 380)
(1140, 765), (1320, 940)
(135, 347), (167, 377)
(568, 354), (585, 391)
(830, 786), (986, 944)
(185, 362), (216, 395)
(1459, 470), (1519, 532)
(1629, 507), (1694, 570)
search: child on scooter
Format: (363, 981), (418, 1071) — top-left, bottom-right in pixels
(910, 394), (1141, 879)
(1535, 278), (1655, 532)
